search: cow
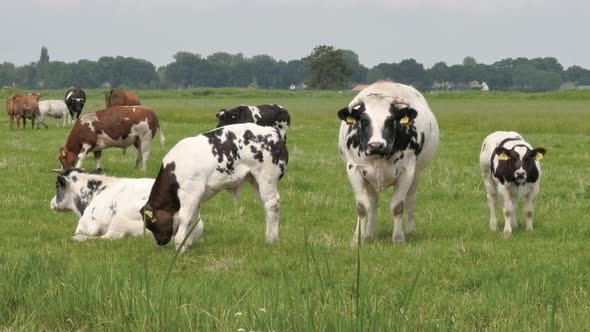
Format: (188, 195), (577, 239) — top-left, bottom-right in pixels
(6, 93), (42, 129)
(49, 168), (204, 241)
(105, 89), (141, 108)
(216, 104), (291, 141)
(64, 88), (86, 120)
(38, 100), (71, 128)
(58, 106), (165, 171)
(337, 81), (439, 244)
(479, 131), (547, 237)
(140, 123), (288, 253)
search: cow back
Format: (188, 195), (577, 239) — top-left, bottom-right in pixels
(105, 89), (141, 107)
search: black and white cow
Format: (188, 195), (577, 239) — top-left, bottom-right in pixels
(216, 104), (291, 141)
(64, 87), (86, 120)
(140, 123), (288, 253)
(479, 131), (547, 237)
(50, 168), (205, 241)
(337, 81), (439, 244)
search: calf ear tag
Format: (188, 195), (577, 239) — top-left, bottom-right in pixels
(346, 116), (356, 125)
(144, 210), (157, 223)
(498, 152), (509, 161)
(535, 152), (544, 161)
(400, 116), (410, 125)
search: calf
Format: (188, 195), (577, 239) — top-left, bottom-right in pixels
(64, 88), (86, 120)
(140, 123), (288, 253)
(479, 131), (547, 236)
(58, 106), (165, 171)
(49, 168), (204, 241)
(38, 100), (71, 128)
(337, 81), (439, 244)
(216, 104), (291, 141)
(105, 89), (141, 107)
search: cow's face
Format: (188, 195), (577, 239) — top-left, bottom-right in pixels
(58, 147), (77, 168)
(140, 204), (176, 246)
(50, 174), (72, 211)
(494, 146), (546, 184)
(216, 106), (253, 127)
(338, 101), (418, 156)
(70, 98), (85, 112)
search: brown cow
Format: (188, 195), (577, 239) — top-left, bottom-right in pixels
(6, 93), (42, 129)
(105, 89), (141, 108)
(58, 106), (165, 171)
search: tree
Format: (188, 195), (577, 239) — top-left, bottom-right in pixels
(341, 49), (368, 83)
(305, 45), (351, 89)
(39, 46), (49, 65)
(462, 56), (477, 67)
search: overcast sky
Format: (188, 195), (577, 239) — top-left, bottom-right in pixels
(2, 0), (589, 69)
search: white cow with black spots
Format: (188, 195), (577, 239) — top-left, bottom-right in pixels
(337, 81), (439, 244)
(49, 168), (202, 241)
(140, 123), (288, 253)
(479, 131), (547, 237)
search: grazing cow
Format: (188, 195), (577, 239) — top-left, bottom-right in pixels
(105, 89), (141, 107)
(479, 131), (547, 237)
(140, 123), (288, 253)
(58, 106), (165, 171)
(216, 104), (291, 141)
(64, 88), (86, 120)
(38, 100), (71, 128)
(49, 168), (204, 241)
(337, 82), (439, 244)
(6, 93), (42, 129)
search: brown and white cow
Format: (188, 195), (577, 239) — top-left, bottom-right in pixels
(58, 106), (165, 171)
(105, 89), (141, 108)
(6, 93), (42, 129)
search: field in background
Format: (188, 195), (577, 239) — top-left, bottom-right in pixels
(1, 89), (589, 330)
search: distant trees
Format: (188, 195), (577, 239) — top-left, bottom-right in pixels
(2, 46), (590, 91)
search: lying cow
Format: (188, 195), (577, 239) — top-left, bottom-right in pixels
(140, 123), (288, 253)
(216, 104), (291, 141)
(6, 93), (42, 129)
(337, 81), (439, 244)
(49, 168), (204, 240)
(38, 100), (71, 128)
(58, 106), (165, 171)
(64, 87), (86, 120)
(479, 131), (547, 236)
(105, 89), (141, 107)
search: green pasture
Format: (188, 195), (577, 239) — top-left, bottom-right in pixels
(1, 89), (589, 330)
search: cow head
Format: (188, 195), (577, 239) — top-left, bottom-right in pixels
(338, 97), (418, 156)
(216, 106), (254, 127)
(493, 145), (547, 184)
(58, 147), (77, 169)
(49, 168), (102, 214)
(140, 204), (177, 246)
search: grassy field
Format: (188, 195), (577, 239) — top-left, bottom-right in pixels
(1, 88), (589, 331)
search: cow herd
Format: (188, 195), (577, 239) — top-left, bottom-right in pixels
(7, 81), (547, 254)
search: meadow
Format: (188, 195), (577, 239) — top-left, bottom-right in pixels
(1, 88), (589, 331)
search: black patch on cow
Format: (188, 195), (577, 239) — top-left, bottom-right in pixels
(71, 176), (78, 183)
(55, 176), (67, 203)
(72, 178), (106, 215)
(218, 105), (291, 141)
(204, 128), (241, 175)
(64, 88), (86, 119)
(242, 129), (289, 179)
(109, 201), (118, 217)
(216, 106), (254, 127)
(348, 164), (353, 169)
(250, 145), (264, 162)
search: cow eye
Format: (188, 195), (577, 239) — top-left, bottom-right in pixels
(231, 114), (236, 119)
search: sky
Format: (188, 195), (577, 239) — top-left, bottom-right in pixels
(2, 0), (589, 69)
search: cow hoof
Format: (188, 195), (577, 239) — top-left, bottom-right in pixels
(503, 230), (512, 238)
(392, 233), (405, 243)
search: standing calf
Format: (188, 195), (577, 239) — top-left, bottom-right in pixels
(479, 131), (547, 236)
(140, 123), (288, 253)
(38, 100), (71, 128)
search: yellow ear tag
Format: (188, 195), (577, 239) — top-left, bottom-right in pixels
(346, 116), (356, 125)
(144, 210), (157, 223)
(535, 152), (544, 161)
(400, 116), (410, 125)
(498, 152), (509, 161)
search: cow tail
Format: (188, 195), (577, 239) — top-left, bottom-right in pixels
(158, 123), (166, 146)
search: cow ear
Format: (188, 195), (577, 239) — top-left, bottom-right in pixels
(57, 175), (67, 187)
(494, 147), (511, 161)
(392, 107), (418, 125)
(338, 107), (354, 124)
(532, 148), (546, 161)
(216, 110), (225, 119)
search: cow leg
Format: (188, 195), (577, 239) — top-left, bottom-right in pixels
(93, 151), (102, 170)
(390, 169), (416, 243)
(8, 114), (13, 129)
(365, 185), (379, 239)
(139, 140), (151, 171)
(174, 185), (205, 253)
(251, 176), (281, 242)
(347, 171), (371, 246)
(75, 145), (92, 168)
(72, 217), (103, 241)
(500, 188), (517, 237)
(524, 191), (537, 231)
(404, 173), (422, 236)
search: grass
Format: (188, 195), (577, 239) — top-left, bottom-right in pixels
(1, 88), (590, 330)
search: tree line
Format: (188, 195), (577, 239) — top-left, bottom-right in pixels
(1, 45), (590, 92)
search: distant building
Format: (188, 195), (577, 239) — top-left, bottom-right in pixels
(481, 82), (490, 91)
(289, 84), (296, 90)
